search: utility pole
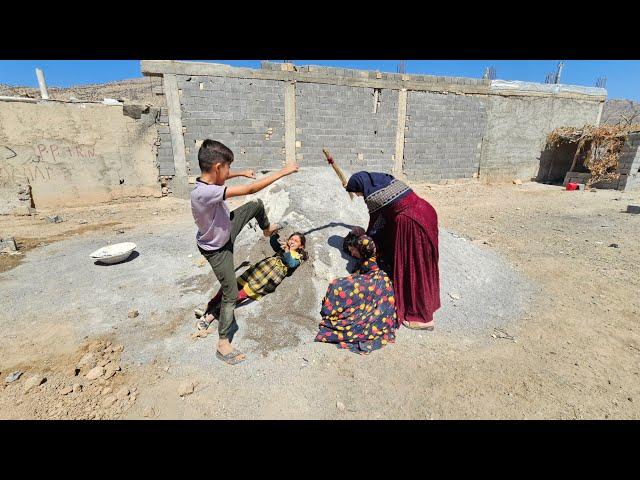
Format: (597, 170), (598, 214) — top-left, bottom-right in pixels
(35, 68), (49, 99)
(482, 66), (496, 80)
(555, 61), (564, 84)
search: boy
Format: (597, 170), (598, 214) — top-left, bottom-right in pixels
(191, 139), (298, 364)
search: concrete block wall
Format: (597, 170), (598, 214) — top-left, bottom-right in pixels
(177, 75), (285, 175)
(156, 106), (175, 176)
(296, 83), (398, 171)
(404, 91), (487, 181)
(142, 61), (604, 191)
(480, 96), (601, 182)
(618, 132), (640, 190)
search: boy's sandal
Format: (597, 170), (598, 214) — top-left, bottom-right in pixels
(216, 349), (246, 365)
(195, 314), (216, 331)
(270, 221), (290, 236)
(402, 321), (434, 331)
(195, 319), (211, 331)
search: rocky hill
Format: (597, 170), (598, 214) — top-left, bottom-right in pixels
(601, 98), (640, 125)
(0, 77), (163, 106)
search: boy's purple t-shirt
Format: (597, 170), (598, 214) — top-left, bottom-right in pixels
(190, 179), (231, 251)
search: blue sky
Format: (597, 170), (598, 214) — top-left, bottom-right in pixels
(1, 60), (638, 101)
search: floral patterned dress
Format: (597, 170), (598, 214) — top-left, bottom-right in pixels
(315, 257), (397, 354)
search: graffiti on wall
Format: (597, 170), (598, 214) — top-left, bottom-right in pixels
(35, 143), (96, 162)
(0, 142), (96, 186)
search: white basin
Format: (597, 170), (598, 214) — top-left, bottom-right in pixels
(90, 242), (137, 264)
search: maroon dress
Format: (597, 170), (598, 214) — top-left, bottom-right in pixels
(368, 191), (440, 326)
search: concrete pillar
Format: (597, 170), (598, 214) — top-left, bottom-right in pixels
(35, 68), (49, 100)
(595, 101), (605, 126)
(284, 81), (296, 164)
(163, 74), (190, 198)
(394, 89), (408, 176)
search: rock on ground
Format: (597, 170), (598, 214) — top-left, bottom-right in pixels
(23, 375), (46, 394)
(178, 381), (197, 397)
(60, 386), (73, 395)
(85, 366), (104, 380)
(5, 371), (23, 383)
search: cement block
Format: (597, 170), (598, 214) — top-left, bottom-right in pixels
(0, 237), (17, 252)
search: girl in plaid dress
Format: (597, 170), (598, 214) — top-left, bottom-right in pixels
(197, 232), (308, 330)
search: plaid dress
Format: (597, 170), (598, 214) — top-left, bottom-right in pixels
(237, 245), (302, 301)
(315, 256), (397, 354)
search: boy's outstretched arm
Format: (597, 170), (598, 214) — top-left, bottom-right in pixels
(225, 164), (299, 198)
(227, 169), (256, 180)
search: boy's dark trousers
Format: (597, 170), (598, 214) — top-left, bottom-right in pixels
(199, 199), (270, 340)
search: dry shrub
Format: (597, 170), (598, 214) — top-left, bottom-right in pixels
(546, 124), (640, 187)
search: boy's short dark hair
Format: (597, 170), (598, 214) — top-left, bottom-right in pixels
(198, 139), (234, 173)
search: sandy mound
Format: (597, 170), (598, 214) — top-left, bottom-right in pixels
(0, 168), (533, 372)
(230, 167), (533, 353)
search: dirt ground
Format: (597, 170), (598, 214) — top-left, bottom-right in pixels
(1, 181), (639, 419)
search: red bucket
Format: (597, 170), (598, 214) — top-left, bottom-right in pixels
(566, 182), (579, 191)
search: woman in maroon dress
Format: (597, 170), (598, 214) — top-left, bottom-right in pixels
(345, 172), (440, 330)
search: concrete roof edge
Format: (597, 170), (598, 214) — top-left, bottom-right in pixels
(490, 79), (607, 100)
(140, 61), (606, 101)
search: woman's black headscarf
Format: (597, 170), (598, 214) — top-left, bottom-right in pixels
(345, 171), (395, 198)
(345, 171), (411, 214)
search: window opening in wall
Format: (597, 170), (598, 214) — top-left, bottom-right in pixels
(372, 88), (381, 114)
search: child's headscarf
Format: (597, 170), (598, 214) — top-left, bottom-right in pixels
(342, 226), (366, 254)
(356, 235), (377, 259)
(344, 232), (377, 259)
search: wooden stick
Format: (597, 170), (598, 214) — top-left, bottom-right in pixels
(322, 148), (354, 200)
(569, 138), (586, 173)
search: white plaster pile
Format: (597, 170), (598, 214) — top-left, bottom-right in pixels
(230, 167), (533, 352)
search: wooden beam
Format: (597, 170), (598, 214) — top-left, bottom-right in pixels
(546, 149), (558, 182)
(163, 74), (189, 198)
(569, 139), (586, 173)
(284, 81), (296, 165)
(394, 89), (408, 176)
